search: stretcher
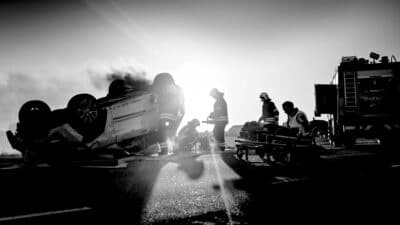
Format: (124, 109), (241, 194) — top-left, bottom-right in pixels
(234, 130), (317, 167)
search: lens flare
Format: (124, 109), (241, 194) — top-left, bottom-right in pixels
(210, 138), (234, 225)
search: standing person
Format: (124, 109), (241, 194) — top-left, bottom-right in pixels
(258, 92), (279, 126)
(207, 88), (228, 151)
(282, 101), (310, 136)
(256, 92), (279, 160)
(153, 73), (185, 154)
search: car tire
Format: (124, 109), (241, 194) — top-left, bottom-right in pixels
(18, 100), (52, 139)
(18, 100), (51, 124)
(67, 93), (98, 126)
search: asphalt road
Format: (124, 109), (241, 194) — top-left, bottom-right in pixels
(1, 149), (400, 224)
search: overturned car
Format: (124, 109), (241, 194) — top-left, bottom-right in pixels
(7, 73), (185, 164)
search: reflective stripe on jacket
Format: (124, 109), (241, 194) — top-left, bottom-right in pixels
(211, 97), (228, 123)
(212, 115), (229, 122)
(160, 113), (179, 121)
(260, 100), (279, 124)
(264, 117), (278, 124)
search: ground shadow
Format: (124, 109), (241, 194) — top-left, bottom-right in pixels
(218, 150), (400, 223)
(172, 153), (205, 180)
(0, 158), (169, 225)
(83, 159), (169, 224)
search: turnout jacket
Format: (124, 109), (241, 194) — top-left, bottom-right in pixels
(209, 97), (228, 124)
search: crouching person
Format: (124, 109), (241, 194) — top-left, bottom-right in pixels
(176, 119), (201, 152)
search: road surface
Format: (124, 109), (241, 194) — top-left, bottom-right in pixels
(0, 149), (399, 224)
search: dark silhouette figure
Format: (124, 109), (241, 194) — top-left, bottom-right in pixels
(258, 92), (279, 125)
(152, 73), (185, 154)
(208, 88), (228, 151)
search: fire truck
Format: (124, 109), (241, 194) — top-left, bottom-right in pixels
(315, 52), (400, 147)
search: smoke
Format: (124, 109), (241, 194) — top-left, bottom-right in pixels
(107, 71), (151, 91)
(89, 68), (152, 94)
(0, 68), (152, 130)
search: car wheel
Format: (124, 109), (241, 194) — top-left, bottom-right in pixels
(19, 100), (51, 124)
(18, 100), (52, 139)
(67, 94), (98, 126)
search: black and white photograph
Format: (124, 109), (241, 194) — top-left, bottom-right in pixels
(1, 0), (400, 224)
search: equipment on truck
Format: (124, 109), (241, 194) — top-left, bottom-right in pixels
(314, 52), (400, 147)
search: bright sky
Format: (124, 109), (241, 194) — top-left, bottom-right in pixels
(1, 0), (400, 132)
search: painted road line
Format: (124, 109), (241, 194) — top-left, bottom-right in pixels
(0, 207), (92, 222)
(271, 177), (310, 185)
(78, 162), (128, 168)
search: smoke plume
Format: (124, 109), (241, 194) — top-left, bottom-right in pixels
(89, 68), (152, 95)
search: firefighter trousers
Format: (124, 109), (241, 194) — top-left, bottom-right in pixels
(213, 122), (227, 151)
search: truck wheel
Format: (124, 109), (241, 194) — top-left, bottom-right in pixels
(67, 94), (98, 126)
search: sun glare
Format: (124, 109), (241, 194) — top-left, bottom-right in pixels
(173, 60), (222, 131)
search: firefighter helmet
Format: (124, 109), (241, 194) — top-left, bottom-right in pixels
(153, 73), (175, 87)
(210, 88), (222, 97)
(190, 119), (200, 127)
(259, 92), (270, 101)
